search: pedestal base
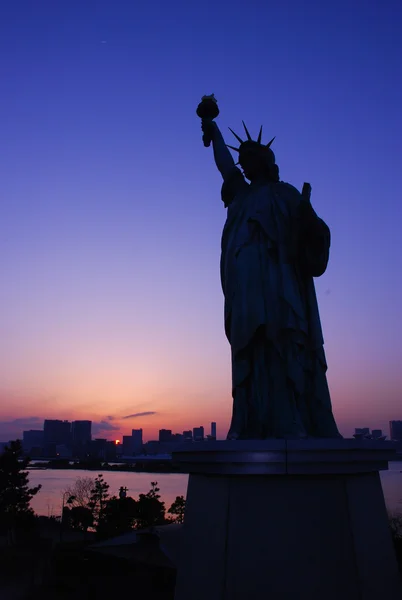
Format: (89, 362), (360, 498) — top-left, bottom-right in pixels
(173, 440), (401, 600)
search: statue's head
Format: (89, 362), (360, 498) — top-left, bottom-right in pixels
(227, 123), (279, 183)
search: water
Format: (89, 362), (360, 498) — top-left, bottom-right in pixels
(28, 462), (402, 518)
(28, 469), (189, 517)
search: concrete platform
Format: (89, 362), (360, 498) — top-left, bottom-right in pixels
(173, 440), (401, 600)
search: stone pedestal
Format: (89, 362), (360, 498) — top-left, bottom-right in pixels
(173, 440), (401, 600)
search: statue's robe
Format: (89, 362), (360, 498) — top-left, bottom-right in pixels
(221, 167), (340, 439)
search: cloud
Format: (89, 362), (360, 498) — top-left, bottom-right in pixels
(106, 415), (115, 421)
(122, 411), (157, 419)
(0, 417), (122, 441)
(6, 417), (43, 426)
(0, 417), (44, 441)
(92, 420), (120, 435)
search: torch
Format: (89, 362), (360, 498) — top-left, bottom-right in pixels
(196, 94), (219, 147)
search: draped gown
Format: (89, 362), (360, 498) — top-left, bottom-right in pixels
(220, 167), (341, 439)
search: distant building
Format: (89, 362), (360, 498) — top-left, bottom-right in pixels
(106, 441), (117, 461)
(371, 429), (383, 439)
(389, 421), (402, 441)
(144, 440), (181, 454)
(122, 430), (143, 457)
(90, 438), (108, 460)
(193, 426), (204, 442)
(115, 440), (123, 458)
(55, 444), (72, 458)
(89, 438), (117, 461)
(44, 420), (71, 456)
(22, 430), (44, 455)
(183, 430), (192, 441)
(72, 420), (91, 445)
(211, 422), (217, 440)
(132, 429), (143, 453)
(72, 420), (91, 458)
(159, 429), (173, 443)
(354, 428), (370, 436)
(122, 435), (134, 456)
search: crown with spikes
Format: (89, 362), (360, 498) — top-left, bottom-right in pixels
(226, 121), (275, 154)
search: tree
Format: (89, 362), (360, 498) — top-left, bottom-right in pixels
(134, 481), (166, 529)
(147, 481), (161, 499)
(0, 440), (41, 542)
(168, 495), (186, 524)
(63, 476), (95, 509)
(69, 506), (94, 532)
(101, 496), (138, 537)
(88, 474), (110, 531)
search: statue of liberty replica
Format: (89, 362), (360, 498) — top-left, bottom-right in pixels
(197, 95), (341, 440)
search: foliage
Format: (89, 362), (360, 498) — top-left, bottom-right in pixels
(168, 495), (186, 524)
(63, 476), (95, 509)
(146, 481), (161, 500)
(134, 481), (166, 529)
(0, 440), (41, 536)
(88, 474), (110, 530)
(68, 506), (94, 531)
(100, 496), (138, 537)
(64, 476), (179, 537)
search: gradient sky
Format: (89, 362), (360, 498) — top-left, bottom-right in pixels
(1, 0), (402, 442)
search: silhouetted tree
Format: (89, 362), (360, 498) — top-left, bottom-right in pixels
(0, 440), (41, 543)
(168, 495), (186, 524)
(147, 481), (161, 499)
(88, 474), (110, 531)
(63, 476), (95, 509)
(101, 496), (138, 537)
(69, 506), (94, 531)
(134, 481), (166, 529)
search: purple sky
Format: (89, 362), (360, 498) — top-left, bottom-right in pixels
(1, 0), (402, 441)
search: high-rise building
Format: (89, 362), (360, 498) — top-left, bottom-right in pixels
(90, 438), (107, 460)
(71, 420), (91, 458)
(43, 420), (71, 456)
(72, 420), (91, 445)
(122, 435), (133, 456)
(389, 421), (402, 441)
(132, 429), (143, 453)
(193, 426), (204, 442)
(106, 441), (117, 461)
(22, 430), (44, 454)
(211, 422), (217, 440)
(183, 430), (192, 441)
(159, 429), (172, 443)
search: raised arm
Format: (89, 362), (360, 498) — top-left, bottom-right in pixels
(202, 119), (236, 180)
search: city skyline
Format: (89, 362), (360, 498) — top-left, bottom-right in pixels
(1, 1), (402, 442)
(2, 414), (402, 444)
(19, 418), (220, 459)
(18, 417), (217, 443)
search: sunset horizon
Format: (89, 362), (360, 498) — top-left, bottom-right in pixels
(2, 1), (402, 446)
